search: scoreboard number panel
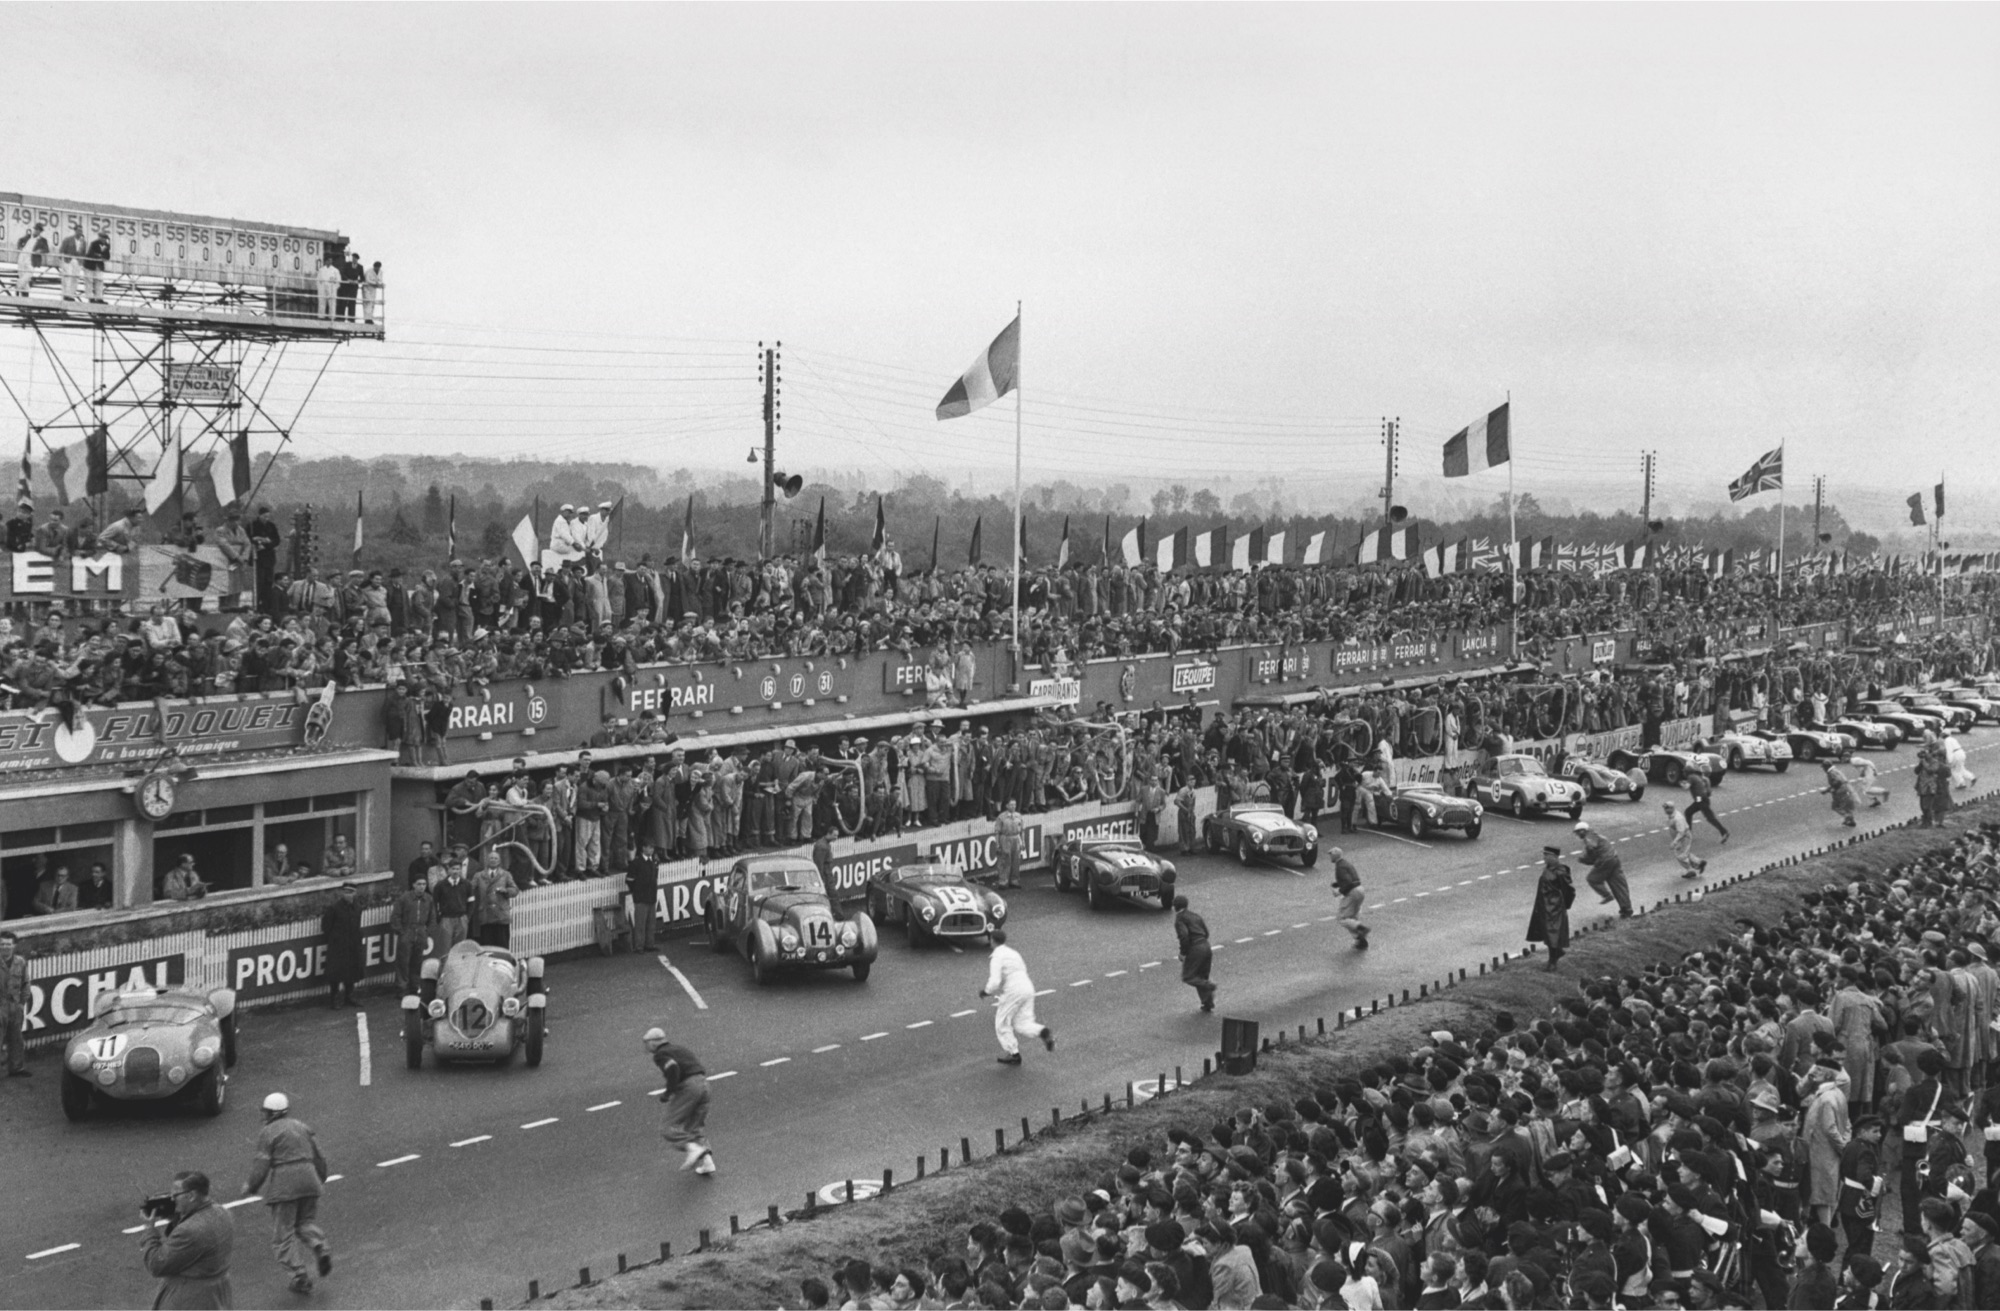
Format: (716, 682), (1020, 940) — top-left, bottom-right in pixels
(2, 193), (339, 291)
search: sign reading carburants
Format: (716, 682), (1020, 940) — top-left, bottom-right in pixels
(446, 687), (556, 738)
(1171, 661), (1217, 695)
(227, 926), (399, 1002)
(824, 842), (921, 900)
(0, 693), (309, 772)
(22, 953), (187, 1037)
(1245, 649), (1313, 683)
(1028, 676), (1082, 706)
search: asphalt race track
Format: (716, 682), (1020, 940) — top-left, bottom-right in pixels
(3, 740), (1992, 1310)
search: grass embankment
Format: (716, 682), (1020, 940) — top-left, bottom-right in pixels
(528, 797), (2000, 1311)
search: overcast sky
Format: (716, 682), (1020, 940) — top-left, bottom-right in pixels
(3, 4), (1996, 525)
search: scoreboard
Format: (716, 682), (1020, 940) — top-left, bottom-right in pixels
(0, 192), (351, 292)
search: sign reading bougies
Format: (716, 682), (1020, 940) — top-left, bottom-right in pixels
(23, 953), (186, 1036)
(227, 925), (399, 1001)
(824, 842), (921, 900)
(0, 694), (308, 772)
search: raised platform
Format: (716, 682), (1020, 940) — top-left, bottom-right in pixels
(0, 288), (383, 342)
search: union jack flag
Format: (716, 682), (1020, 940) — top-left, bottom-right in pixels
(1727, 448), (1784, 502)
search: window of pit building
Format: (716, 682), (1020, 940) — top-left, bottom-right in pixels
(151, 792), (360, 896)
(0, 822), (116, 921)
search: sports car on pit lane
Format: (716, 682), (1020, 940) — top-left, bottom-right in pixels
(1829, 716), (1900, 750)
(1559, 754), (1648, 803)
(867, 860), (1009, 945)
(404, 941), (547, 1068)
(1715, 728), (1793, 772)
(1856, 699), (1944, 743)
(1891, 689), (1979, 733)
(706, 854), (878, 983)
(1202, 802), (1320, 867)
(1936, 686), (2000, 723)
(1775, 726), (1853, 763)
(61, 983), (239, 1120)
(1606, 745), (1728, 788)
(1366, 782), (1484, 839)
(1470, 754), (1586, 820)
(1051, 836), (1178, 909)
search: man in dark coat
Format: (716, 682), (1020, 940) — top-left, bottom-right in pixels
(139, 1170), (235, 1309)
(321, 884), (364, 1007)
(1173, 895), (1217, 1012)
(1527, 844), (1575, 972)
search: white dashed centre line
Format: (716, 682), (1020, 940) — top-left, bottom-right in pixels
(1478, 875), (1492, 880)
(1105, 970), (1128, 978)
(451, 1134), (492, 1148)
(861, 1032), (890, 1041)
(1437, 885), (1454, 892)
(950, 1009), (978, 1017)
(521, 1118), (559, 1130)
(708, 1070), (738, 1080)
(1070, 980), (1091, 988)
(1263, 929), (1283, 936)
(355, 1010), (371, 1087)
(813, 1044), (842, 1053)
(1234, 937), (1256, 944)
(377, 1154), (420, 1168)
(1291, 922), (1310, 929)
(1035, 988), (1056, 995)
(760, 1057), (791, 1067)
(1140, 961), (1162, 969)
(907, 1020), (935, 1028)
(326, 1175), (343, 1183)
(586, 1101), (621, 1113)
(221, 1197), (261, 1210)
(26, 1244), (79, 1260)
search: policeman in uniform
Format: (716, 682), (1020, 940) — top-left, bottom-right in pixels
(644, 1028), (715, 1175)
(1172, 895), (1217, 1012)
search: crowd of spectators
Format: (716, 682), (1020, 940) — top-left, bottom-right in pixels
(791, 819), (2000, 1310)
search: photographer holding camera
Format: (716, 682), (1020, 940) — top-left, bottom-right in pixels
(138, 1171), (234, 1309)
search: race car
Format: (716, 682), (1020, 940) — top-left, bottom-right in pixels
(1470, 755), (1586, 820)
(1202, 802), (1319, 867)
(1606, 745), (1728, 788)
(62, 983), (239, 1120)
(1715, 728), (1792, 772)
(1888, 689), (1978, 733)
(1935, 687), (2000, 723)
(1855, 699), (1945, 743)
(866, 860), (1009, 945)
(1559, 754), (1647, 803)
(1051, 836), (1178, 909)
(1775, 726), (1852, 763)
(1366, 782), (1483, 839)
(705, 854), (878, 984)
(1828, 716), (1900, 750)
(404, 941), (546, 1069)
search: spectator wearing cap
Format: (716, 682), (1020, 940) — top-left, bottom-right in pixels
(1198, 1222), (1259, 1310)
(1836, 1113), (1883, 1263)
(1923, 1197), (1974, 1305)
(1963, 1208), (2000, 1310)
(1573, 820), (1631, 918)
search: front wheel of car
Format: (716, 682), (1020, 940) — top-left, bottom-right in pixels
(1509, 794), (1525, 819)
(751, 942), (773, 986)
(61, 1071), (92, 1121)
(220, 1014), (239, 1070)
(1795, 741), (1815, 763)
(1234, 834), (1251, 866)
(525, 1010), (546, 1068)
(404, 1018), (425, 1070)
(1466, 821), (1482, 840)
(906, 914), (927, 948)
(1300, 845), (1318, 868)
(1205, 823), (1223, 855)
(1630, 784), (1646, 803)
(195, 1069), (225, 1117)
(1775, 760), (1790, 773)
(1567, 802), (1584, 821)
(1087, 876), (1106, 912)
(851, 960), (872, 983)
(1407, 810), (1428, 839)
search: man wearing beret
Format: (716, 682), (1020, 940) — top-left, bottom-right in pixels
(1963, 1208), (2000, 1311)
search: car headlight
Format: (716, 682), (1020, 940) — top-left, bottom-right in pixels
(167, 1065), (186, 1086)
(428, 999), (446, 1019)
(1471, 801), (1483, 814)
(97, 1068), (117, 1086)
(838, 922), (858, 947)
(1251, 831), (1266, 845)
(501, 997), (522, 1017)
(920, 902), (936, 920)
(191, 1043), (217, 1069)
(989, 897), (1007, 918)
(67, 1049), (91, 1074)
(1302, 825), (1318, 843)
(1420, 803), (1438, 816)
(779, 928), (800, 950)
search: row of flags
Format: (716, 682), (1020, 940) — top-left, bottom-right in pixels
(16, 428), (255, 515)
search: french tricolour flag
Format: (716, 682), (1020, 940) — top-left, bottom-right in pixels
(1441, 402), (1511, 478)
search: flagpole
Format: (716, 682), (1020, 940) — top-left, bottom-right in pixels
(1011, 299), (1023, 688)
(1507, 390), (1518, 659)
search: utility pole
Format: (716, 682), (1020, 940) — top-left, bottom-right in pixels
(1380, 416), (1399, 527)
(1641, 450), (1657, 526)
(758, 343), (780, 559)
(1812, 475), (1825, 549)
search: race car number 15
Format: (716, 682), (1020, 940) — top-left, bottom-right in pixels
(933, 886), (980, 912)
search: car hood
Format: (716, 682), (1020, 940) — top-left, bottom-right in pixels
(760, 892), (836, 923)
(68, 1021), (200, 1060)
(1089, 847), (1166, 874)
(1404, 791), (1479, 810)
(1235, 811), (1300, 834)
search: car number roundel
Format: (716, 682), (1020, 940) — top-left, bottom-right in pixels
(89, 1034), (128, 1061)
(1105, 852), (1151, 869)
(931, 885), (981, 912)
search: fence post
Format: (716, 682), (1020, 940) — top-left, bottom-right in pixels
(768, 1205), (782, 1227)
(995, 1127), (1007, 1154)
(730, 1215), (741, 1235)
(617, 1254), (628, 1274)
(528, 1280), (540, 1301)
(883, 1169), (894, 1194)
(846, 1180), (855, 1203)
(917, 1155), (926, 1180)
(579, 1268), (591, 1287)
(962, 1136), (973, 1163)
(1021, 1116), (1032, 1142)
(661, 1242), (672, 1261)
(1127, 1081), (1136, 1107)
(699, 1230), (711, 1252)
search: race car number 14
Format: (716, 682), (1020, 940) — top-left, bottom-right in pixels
(804, 920), (834, 948)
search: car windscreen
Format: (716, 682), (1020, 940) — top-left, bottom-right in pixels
(104, 1004), (202, 1027)
(752, 866), (825, 895)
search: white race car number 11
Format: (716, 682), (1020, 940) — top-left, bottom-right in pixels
(90, 1034), (128, 1061)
